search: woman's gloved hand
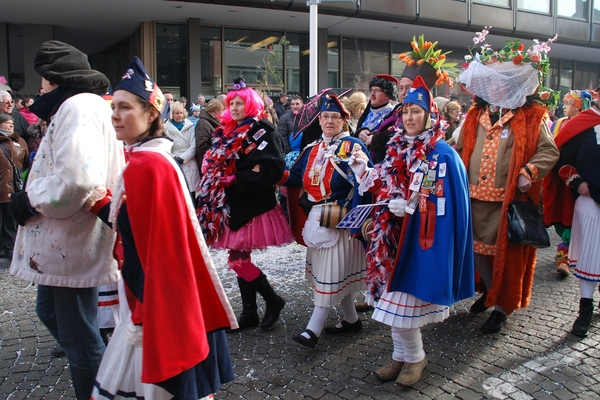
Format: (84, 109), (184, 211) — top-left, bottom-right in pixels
(219, 175), (236, 187)
(388, 198), (408, 217)
(348, 150), (369, 179)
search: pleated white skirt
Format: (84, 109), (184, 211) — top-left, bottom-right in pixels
(306, 228), (366, 308)
(371, 289), (449, 329)
(92, 280), (173, 400)
(570, 195), (600, 282)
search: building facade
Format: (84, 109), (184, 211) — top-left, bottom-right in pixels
(2, 0), (600, 103)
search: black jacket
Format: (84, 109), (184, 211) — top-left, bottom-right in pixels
(228, 119), (285, 230)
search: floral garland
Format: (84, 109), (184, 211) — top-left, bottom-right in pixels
(366, 126), (444, 301)
(463, 26), (557, 84)
(196, 118), (256, 244)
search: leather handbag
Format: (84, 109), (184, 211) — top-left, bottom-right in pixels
(507, 194), (550, 248)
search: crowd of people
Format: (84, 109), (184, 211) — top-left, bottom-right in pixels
(3, 29), (600, 399)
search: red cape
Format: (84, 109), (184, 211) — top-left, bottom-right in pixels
(123, 149), (234, 384)
(543, 108), (600, 227)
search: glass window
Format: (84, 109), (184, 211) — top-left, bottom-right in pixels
(327, 36), (340, 89)
(560, 60), (574, 97)
(473, 0), (510, 7)
(558, 0), (589, 19)
(156, 23), (188, 98)
(224, 28), (283, 93)
(285, 32), (310, 99)
(574, 62), (599, 92)
(517, 0), (550, 13)
(342, 38), (389, 90)
(200, 26), (222, 98)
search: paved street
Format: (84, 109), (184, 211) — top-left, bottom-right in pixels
(1, 230), (599, 399)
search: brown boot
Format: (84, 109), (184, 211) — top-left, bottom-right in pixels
(396, 357), (427, 387)
(375, 359), (404, 381)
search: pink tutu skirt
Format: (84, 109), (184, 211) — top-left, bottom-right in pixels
(213, 205), (294, 252)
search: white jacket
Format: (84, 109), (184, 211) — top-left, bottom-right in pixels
(165, 119), (200, 193)
(10, 93), (125, 288)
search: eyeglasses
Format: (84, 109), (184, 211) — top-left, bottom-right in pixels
(370, 88), (384, 95)
(563, 98), (576, 106)
(320, 114), (342, 121)
(0, 100), (14, 105)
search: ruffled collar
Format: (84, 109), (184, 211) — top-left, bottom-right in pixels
(126, 136), (173, 154)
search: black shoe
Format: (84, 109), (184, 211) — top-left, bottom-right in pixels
(355, 301), (374, 312)
(292, 329), (319, 348)
(480, 310), (507, 334)
(470, 292), (489, 314)
(324, 319), (362, 334)
(51, 345), (65, 358)
(572, 298), (594, 338)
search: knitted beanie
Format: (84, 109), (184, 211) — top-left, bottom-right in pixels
(369, 74), (399, 101)
(34, 40), (109, 93)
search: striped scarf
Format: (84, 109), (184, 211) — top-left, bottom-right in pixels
(197, 118), (256, 244)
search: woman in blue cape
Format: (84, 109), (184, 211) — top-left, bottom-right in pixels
(349, 76), (474, 387)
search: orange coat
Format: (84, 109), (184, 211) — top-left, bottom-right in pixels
(457, 103), (559, 314)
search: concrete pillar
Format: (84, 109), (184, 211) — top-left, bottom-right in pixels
(188, 18), (202, 104)
(317, 28), (329, 92)
(139, 22), (157, 78)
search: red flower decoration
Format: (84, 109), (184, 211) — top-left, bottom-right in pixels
(512, 55), (523, 65)
(518, 43), (525, 51)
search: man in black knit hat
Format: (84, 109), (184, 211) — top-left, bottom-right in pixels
(354, 74), (399, 147)
(8, 40), (124, 400)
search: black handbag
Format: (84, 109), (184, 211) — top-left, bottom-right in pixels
(507, 194), (550, 248)
(0, 143), (23, 192)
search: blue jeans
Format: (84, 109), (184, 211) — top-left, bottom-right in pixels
(36, 285), (106, 400)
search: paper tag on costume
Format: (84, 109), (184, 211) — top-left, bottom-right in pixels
(257, 141), (268, 150)
(437, 197), (446, 216)
(405, 191), (419, 215)
(253, 128), (266, 141)
(429, 161), (437, 170)
(427, 169), (437, 182)
(409, 160), (420, 173)
(439, 163), (447, 178)
(435, 180), (444, 196)
(244, 143), (257, 154)
(418, 161), (428, 173)
(501, 128), (509, 139)
(409, 172), (424, 192)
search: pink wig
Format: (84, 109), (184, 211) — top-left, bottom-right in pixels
(221, 87), (266, 129)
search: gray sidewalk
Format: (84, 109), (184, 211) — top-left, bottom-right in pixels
(1, 231), (599, 399)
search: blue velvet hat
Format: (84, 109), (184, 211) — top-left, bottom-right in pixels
(115, 56), (165, 112)
(403, 76), (435, 113)
(320, 93), (350, 119)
